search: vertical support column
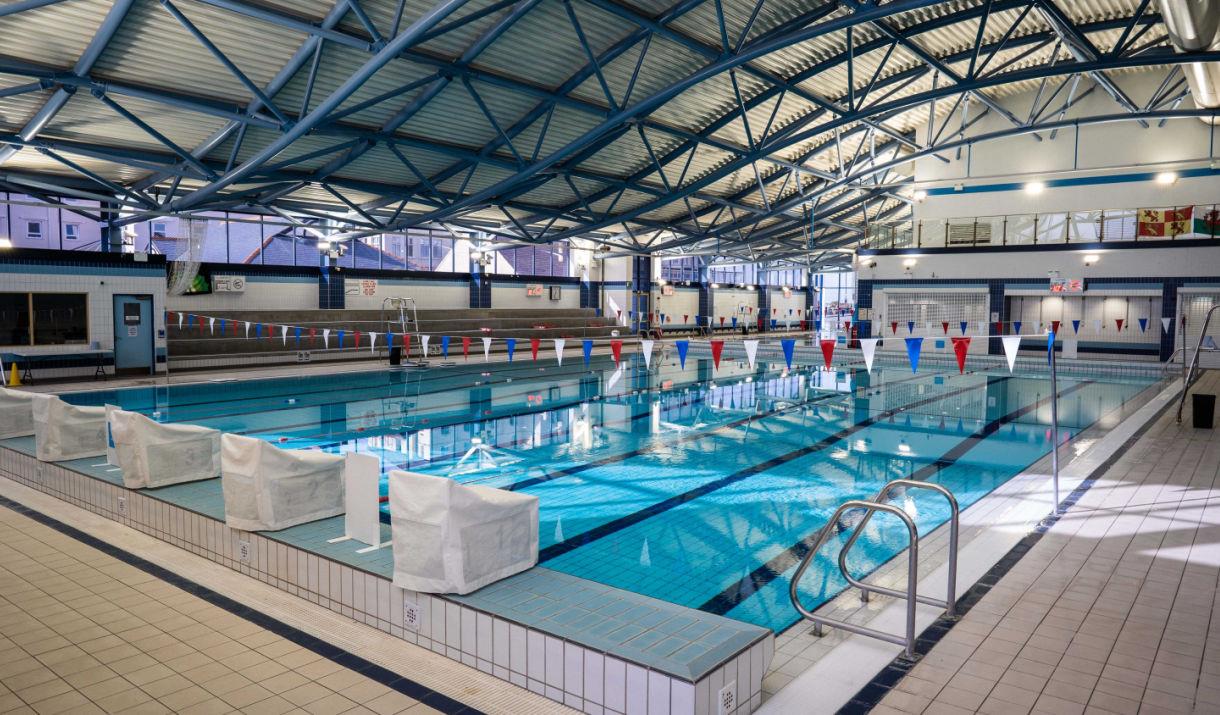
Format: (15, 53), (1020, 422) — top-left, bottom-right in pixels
(855, 278), (872, 339)
(99, 200), (122, 252)
(988, 280), (1005, 356)
(631, 255), (651, 334)
(319, 267), (344, 309)
(1160, 280), (1178, 362)
(757, 284), (770, 333)
(469, 258), (491, 309)
(803, 269), (817, 332)
(697, 262), (711, 333)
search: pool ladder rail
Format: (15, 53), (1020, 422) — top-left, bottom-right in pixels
(789, 479), (959, 661)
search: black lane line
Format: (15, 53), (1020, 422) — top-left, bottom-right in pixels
(538, 374), (1011, 563)
(698, 378), (1095, 617)
(0, 495), (483, 715)
(836, 383), (1175, 714)
(499, 368), (939, 494)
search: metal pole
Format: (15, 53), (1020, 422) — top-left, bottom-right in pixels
(1049, 332), (1060, 513)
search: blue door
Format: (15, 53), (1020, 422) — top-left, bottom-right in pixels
(113, 295), (153, 374)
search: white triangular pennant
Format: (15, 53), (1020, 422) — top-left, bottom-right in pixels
(859, 338), (878, 374)
(742, 339), (759, 369)
(244, 321), (251, 338)
(178, 313), (184, 330)
(421, 334), (430, 358)
(554, 338), (566, 366)
(482, 337), (492, 362)
(322, 328), (331, 348)
(641, 339), (654, 368)
(281, 325), (288, 345)
(369, 331), (378, 353)
(1002, 335), (1022, 372)
(209, 317), (215, 335)
(1162, 317), (1172, 334)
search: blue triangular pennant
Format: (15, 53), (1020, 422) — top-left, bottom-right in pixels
(338, 330), (345, 347)
(1047, 330), (1055, 364)
(906, 321), (914, 334)
(960, 321), (968, 335)
(505, 338), (516, 362)
(905, 337), (923, 373)
(731, 316), (738, 328)
(770, 319), (777, 329)
(1138, 317), (1148, 333)
(582, 339), (593, 366)
(295, 327), (301, 346)
(781, 339), (795, 369)
(218, 319), (226, 333)
(675, 340), (689, 369)
(1072, 319), (1080, 334)
(255, 323), (262, 338)
(1014, 321), (1022, 334)
(441, 335), (450, 358)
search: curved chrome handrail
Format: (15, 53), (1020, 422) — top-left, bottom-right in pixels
(1177, 304), (1220, 423)
(789, 499), (921, 660)
(837, 480), (959, 617)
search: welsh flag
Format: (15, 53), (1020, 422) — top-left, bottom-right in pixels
(1194, 208), (1220, 237)
(1137, 206), (1192, 238)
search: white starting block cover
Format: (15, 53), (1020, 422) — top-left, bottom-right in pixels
(0, 388), (37, 439)
(108, 408), (221, 489)
(389, 470), (539, 594)
(32, 394), (107, 461)
(220, 434), (345, 532)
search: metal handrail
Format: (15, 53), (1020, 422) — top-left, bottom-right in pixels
(837, 480), (959, 618)
(790, 500), (922, 660)
(1177, 304), (1220, 423)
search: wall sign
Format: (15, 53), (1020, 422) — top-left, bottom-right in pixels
(1050, 278), (1084, 293)
(549, 285), (562, 301)
(213, 275), (246, 292)
(526, 284), (544, 297)
(661, 284), (675, 296)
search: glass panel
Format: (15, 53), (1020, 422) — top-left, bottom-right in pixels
(1035, 213), (1067, 243)
(1006, 214), (1036, 245)
(31, 293), (87, 345)
(227, 214), (265, 264)
(382, 233), (407, 270)
(1102, 209), (1136, 241)
(1068, 211), (1102, 242)
(0, 293), (30, 346)
(354, 236), (383, 269)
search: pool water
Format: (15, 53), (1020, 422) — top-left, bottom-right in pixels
(69, 354), (1158, 632)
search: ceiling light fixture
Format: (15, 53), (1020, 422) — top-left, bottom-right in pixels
(1024, 181), (1045, 195)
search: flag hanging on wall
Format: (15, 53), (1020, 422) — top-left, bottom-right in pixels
(1137, 206), (1192, 237)
(1193, 207), (1220, 236)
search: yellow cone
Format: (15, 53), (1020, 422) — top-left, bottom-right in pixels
(7, 362), (19, 387)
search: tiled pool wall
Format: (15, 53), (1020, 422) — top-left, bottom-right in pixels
(0, 446), (773, 715)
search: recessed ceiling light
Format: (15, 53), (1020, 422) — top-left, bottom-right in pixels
(1156, 171), (1178, 185)
(913, 189), (928, 201)
(1024, 181), (1045, 195)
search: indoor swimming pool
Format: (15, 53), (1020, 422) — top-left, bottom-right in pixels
(66, 354), (1163, 633)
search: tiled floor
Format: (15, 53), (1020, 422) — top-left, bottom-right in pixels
(876, 371), (1220, 714)
(0, 495), (571, 715)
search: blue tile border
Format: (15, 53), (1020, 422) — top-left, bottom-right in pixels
(0, 493), (485, 715)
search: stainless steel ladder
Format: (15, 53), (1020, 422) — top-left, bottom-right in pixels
(1176, 304), (1220, 423)
(789, 480), (960, 660)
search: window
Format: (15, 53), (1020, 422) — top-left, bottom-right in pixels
(0, 292), (86, 346)
(25, 221), (42, 240)
(64, 223), (79, 241)
(151, 222), (167, 238)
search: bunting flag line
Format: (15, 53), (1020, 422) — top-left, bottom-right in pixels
(1138, 317), (1148, 333)
(1002, 335), (1021, 372)
(742, 340), (759, 369)
(951, 337), (971, 374)
(710, 340), (724, 369)
(641, 339), (655, 368)
(554, 338), (565, 366)
(530, 337), (540, 361)
(904, 337), (923, 373)
(860, 338), (878, 375)
(482, 337), (491, 362)
(505, 338), (516, 362)
(441, 335), (450, 359)
(676, 340), (689, 369)
(819, 339), (835, 370)
(582, 339), (593, 366)
(610, 340), (622, 366)
(1162, 317), (1172, 334)
(780, 339), (795, 369)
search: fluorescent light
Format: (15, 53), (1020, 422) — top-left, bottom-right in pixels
(902, 258), (917, 268)
(1024, 181), (1045, 195)
(1083, 254), (1099, 265)
(316, 240), (331, 250)
(0, 238), (12, 249)
(710, 283), (720, 289)
(912, 189), (928, 201)
(1156, 171), (1178, 185)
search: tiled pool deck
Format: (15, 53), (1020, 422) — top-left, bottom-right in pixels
(0, 434), (772, 715)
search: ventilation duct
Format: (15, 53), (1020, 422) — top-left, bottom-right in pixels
(1158, 0), (1220, 122)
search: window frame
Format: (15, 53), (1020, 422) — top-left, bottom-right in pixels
(0, 291), (89, 347)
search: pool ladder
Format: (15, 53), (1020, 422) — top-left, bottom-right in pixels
(789, 479), (959, 661)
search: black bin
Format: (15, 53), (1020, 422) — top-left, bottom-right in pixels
(1194, 393), (1216, 429)
(388, 346), (402, 366)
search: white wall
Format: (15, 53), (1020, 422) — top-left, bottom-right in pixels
(343, 277), (467, 310)
(601, 256), (631, 326)
(859, 244), (1220, 281)
(491, 282), (579, 309)
(653, 287), (699, 327)
(769, 289), (805, 325)
(712, 288), (758, 325)
(166, 275), (317, 312)
(913, 73), (1218, 220)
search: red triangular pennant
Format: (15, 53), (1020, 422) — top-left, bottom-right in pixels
(819, 339), (835, 370)
(951, 336), (971, 374)
(611, 340), (622, 365)
(1115, 318), (1125, 331)
(891, 321), (898, 335)
(462, 336), (471, 359)
(941, 321), (949, 335)
(1051, 320), (1061, 334)
(710, 340), (724, 369)
(530, 337), (540, 360)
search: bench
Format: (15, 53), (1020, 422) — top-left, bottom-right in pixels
(4, 351), (111, 383)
